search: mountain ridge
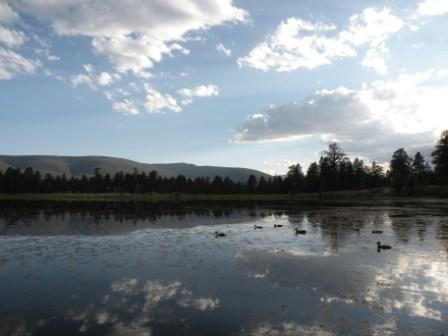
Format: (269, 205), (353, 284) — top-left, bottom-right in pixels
(0, 155), (270, 182)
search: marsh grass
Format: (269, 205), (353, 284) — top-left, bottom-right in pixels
(1, 189), (448, 207)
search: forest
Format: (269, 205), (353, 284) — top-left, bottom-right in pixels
(0, 131), (447, 195)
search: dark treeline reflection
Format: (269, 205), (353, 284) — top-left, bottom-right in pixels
(0, 201), (290, 235)
(1, 131), (447, 195)
(286, 207), (448, 254)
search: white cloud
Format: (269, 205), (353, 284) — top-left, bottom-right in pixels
(234, 70), (448, 161)
(216, 43), (232, 56)
(70, 66), (116, 90)
(91, 35), (189, 74)
(83, 63), (94, 74)
(13, 0), (248, 74)
(97, 72), (113, 86)
(0, 2), (19, 23)
(339, 8), (404, 47)
(238, 8), (403, 73)
(35, 48), (60, 61)
(0, 26), (25, 47)
(113, 99), (139, 115)
(178, 84), (219, 105)
(0, 47), (39, 79)
(69, 73), (96, 89)
(417, 0), (448, 16)
(361, 45), (389, 75)
(145, 85), (181, 113)
(238, 18), (344, 72)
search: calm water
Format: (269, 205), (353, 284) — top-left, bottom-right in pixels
(0, 202), (447, 335)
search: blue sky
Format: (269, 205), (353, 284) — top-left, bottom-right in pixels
(0, 0), (447, 174)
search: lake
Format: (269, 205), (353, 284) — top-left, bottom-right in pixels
(0, 202), (447, 335)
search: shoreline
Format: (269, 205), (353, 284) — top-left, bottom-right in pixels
(1, 191), (448, 207)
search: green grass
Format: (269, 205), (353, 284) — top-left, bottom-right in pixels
(1, 189), (448, 207)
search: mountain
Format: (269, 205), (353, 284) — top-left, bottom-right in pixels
(0, 155), (270, 182)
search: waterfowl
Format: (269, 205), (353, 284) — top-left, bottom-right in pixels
(295, 229), (307, 235)
(215, 231), (226, 238)
(254, 225), (263, 229)
(372, 230), (383, 234)
(274, 224), (283, 228)
(377, 241), (392, 250)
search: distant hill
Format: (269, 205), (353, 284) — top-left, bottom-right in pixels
(0, 155), (270, 182)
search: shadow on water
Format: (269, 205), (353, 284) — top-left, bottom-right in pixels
(0, 201), (448, 335)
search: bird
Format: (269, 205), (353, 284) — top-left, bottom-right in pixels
(295, 229), (307, 235)
(377, 241), (392, 250)
(254, 225), (263, 229)
(274, 224), (283, 228)
(372, 230), (383, 234)
(215, 231), (226, 238)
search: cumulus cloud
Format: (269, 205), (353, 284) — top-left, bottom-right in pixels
(216, 43), (232, 56)
(70, 66), (116, 91)
(35, 48), (60, 62)
(0, 2), (19, 23)
(361, 45), (389, 75)
(0, 3), (42, 80)
(108, 83), (219, 115)
(97, 72), (113, 86)
(145, 85), (181, 113)
(417, 0), (448, 16)
(112, 99), (139, 115)
(70, 73), (96, 89)
(12, 0), (248, 74)
(0, 26), (25, 47)
(0, 47), (39, 79)
(238, 8), (403, 75)
(178, 84), (219, 105)
(233, 70), (448, 161)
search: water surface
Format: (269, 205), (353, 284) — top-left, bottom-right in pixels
(0, 203), (447, 335)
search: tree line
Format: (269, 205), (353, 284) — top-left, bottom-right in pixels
(1, 131), (447, 195)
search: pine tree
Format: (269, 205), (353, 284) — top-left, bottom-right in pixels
(390, 148), (411, 192)
(432, 130), (448, 184)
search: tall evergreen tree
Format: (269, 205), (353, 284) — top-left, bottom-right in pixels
(321, 143), (346, 190)
(305, 162), (320, 192)
(390, 148), (411, 192)
(286, 164), (304, 192)
(412, 152), (426, 176)
(246, 175), (257, 193)
(432, 130), (448, 184)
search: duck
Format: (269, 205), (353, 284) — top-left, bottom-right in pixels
(372, 230), (383, 234)
(377, 241), (392, 250)
(295, 229), (307, 235)
(274, 224), (283, 228)
(254, 225), (263, 229)
(214, 231), (226, 238)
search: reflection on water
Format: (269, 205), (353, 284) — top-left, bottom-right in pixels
(0, 202), (447, 335)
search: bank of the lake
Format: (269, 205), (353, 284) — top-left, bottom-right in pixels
(1, 190), (448, 207)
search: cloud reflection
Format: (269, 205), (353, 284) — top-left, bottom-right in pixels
(366, 252), (448, 321)
(64, 278), (219, 334)
(237, 321), (334, 336)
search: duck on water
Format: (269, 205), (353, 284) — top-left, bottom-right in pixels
(377, 241), (392, 250)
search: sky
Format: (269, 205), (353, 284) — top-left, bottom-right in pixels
(0, 0), (447, 175)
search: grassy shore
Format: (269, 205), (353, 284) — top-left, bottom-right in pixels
(1, 189), (448, 207)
